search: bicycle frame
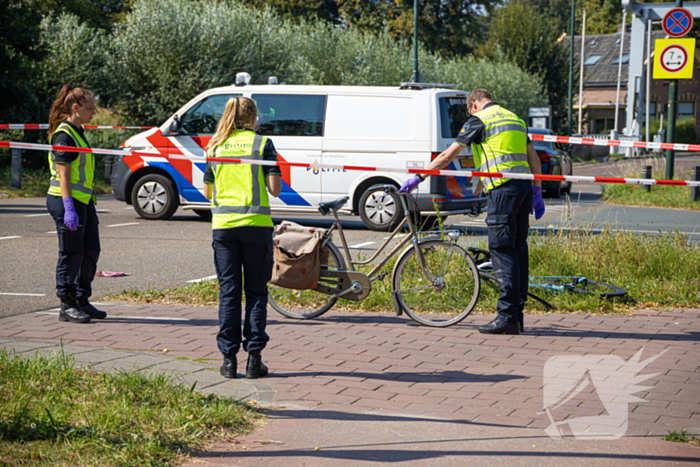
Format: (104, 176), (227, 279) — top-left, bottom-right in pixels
(326, 189), (435, 282)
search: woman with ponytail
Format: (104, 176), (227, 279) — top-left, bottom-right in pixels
(203, 97), (281, 379)
(46, 84), (106, 324)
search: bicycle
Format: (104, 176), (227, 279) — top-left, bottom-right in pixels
(268, 185), (482, 327)
(466, 247), (627, 309)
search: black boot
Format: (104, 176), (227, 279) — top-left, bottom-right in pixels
(478, 317), (519, 335)
(220, 355), (237, 379)
(58, 295), (91, 324)
(78, 296), (107, 319)
(518, 314), (525, 333)
(246, 352), (268, 379)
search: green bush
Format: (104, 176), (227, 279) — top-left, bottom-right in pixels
(108, 0), (546, 125)
(646, 117), (698, 144)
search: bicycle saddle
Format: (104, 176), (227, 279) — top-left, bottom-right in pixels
(318, 196), (349, 216)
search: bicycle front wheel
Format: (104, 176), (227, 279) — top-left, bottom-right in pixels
(268, 241), (346, 319)
(531, 277), (627, 299)
(392, 240), (480, 327)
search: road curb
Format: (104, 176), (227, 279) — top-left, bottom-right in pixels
(0, 338), (275, 406)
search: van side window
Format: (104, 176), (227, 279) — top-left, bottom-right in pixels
(252, 94), (326, 136)
(181, 94), (241, 135)
(439, 97), (468, 139)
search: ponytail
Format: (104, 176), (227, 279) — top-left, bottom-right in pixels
(48, 84), (95, 136)
(207, 97), (258, 154)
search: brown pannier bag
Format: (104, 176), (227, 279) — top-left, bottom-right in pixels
(270, 221), (327, 290)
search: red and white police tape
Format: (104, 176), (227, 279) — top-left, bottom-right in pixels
(0, 124), (155, 130)
(3, 123), (700, 153)
(528, 133), (700, 152)
(2, 139), (699, 187)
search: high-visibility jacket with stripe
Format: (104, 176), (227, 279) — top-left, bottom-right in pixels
(209, 130), (273, 230)
(472, 105), (531, 192)
(47, 122), (95, 204)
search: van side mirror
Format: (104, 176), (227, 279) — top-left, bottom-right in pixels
(165, 115), (181, 136)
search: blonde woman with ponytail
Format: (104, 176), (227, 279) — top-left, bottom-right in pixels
(202, 97), (281, 379)
(46, 84), (106, 324)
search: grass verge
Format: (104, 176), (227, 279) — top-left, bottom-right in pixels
(0, 167), (111, 199)
(662, 430), (700, 446)
(601, 168), (699, 211)
(0, 348), (260, 466)
(106, 227), (700, 315)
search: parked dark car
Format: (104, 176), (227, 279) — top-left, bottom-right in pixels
(528, 128), (573, 198)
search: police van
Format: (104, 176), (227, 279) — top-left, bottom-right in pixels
(110, 74), (486, 231)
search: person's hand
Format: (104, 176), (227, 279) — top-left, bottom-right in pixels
(63, 197), (78, 231)
(399, 176), (423, 193)
(531, 186), (545, 220)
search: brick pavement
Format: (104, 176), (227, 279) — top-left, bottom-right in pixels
(1, 304), (699, 465)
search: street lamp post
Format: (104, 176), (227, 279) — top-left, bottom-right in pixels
(411, 0), (422, 83)
(567, 0), (576, 136)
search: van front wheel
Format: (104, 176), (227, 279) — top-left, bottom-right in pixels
(131, 174), (179, 220)
(358, 185), (402, 231)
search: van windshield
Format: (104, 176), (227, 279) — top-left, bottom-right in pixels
(439, 97), (468, 139)
(181, 94), (241, 134)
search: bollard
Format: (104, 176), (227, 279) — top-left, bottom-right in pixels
(11, 148), (22, 189)
(641, 165), (651, 193)
(692, 166), (700, 202)
(104, 155), (114, 184)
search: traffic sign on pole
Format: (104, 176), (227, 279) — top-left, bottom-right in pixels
(662, 7), (694, 37)
(653, 39), (696, 79)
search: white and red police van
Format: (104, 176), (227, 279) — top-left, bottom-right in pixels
(110, 75), (486, 230)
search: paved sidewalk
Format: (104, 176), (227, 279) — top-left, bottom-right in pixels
(1, 304), (699, 465)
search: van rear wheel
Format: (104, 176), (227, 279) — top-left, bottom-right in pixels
(358, 185), (402, 231)
(131, 174), (179, 220)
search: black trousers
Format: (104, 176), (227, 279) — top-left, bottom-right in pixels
(46, 195), (100, 300)
(213, 226), (274, 357)
(485, 180), (533, 324)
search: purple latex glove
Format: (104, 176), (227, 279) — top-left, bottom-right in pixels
(63, 197), (78, 231)
(531, 186), (545, 220)
(399, 175), (423, 193)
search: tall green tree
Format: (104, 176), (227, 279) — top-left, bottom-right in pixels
(484, 0), (571, 133)
(239, 0), (340, 24)
(340, 0), (499, 56)
(241, 0), (501, 56)
(0, 0), (44, 122)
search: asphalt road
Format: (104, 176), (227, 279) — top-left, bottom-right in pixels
(1, 156), (698, 317)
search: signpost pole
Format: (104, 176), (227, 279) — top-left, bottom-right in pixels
(665, 0), (683, 181)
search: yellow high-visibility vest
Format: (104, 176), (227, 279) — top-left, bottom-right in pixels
(472, 105), (531, 192)
(47, 122), (94, 204)
(209, 130), (272, 230)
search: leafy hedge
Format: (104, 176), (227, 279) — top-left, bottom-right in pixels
(107, 0), (546, 124)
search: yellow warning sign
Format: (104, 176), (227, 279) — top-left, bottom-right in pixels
(653, 38), (696, 79)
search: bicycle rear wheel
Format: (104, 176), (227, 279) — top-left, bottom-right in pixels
(531, 277), (627, 299)
(392, 240), (480, 327)
(480, 272), (555, 310)
(268, 242), (346, 319)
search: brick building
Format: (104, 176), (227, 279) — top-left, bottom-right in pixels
(568, 29), (700, 137)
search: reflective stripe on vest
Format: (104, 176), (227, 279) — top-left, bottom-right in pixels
(472, 105), (531, 192)
(47, 122), (94, 204)
(210, 131), (272, 229)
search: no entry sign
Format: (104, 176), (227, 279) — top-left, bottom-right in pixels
(662, 7), (694, 38)
(654, 39), (696, 79)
